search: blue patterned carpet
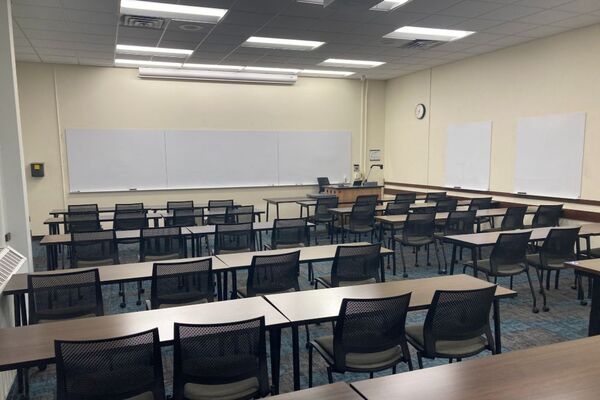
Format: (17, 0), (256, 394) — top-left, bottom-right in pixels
(10, 229), (591, 399)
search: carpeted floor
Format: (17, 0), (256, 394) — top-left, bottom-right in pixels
(9, 228), (591, 399)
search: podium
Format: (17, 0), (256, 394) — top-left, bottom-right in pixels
(322, 185), (383, 204)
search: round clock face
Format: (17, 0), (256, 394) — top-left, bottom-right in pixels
(415, 103), (426, 120)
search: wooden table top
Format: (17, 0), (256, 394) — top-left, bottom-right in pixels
(565, 258), (600, 275)
(185, 221), (315, 235)
(2, 256), (225, 295)
(215, 243), (393, 269)
(49, 203), (222, 215)
(351, 335), (600, 400)
(264, 274), (516, 324)
(160, 209), (265, 218)
(0, 296), (288, 371)
(263, 196), (314, 204)
(270, 383), (362, 400)
(44, 212), (163, 225)
(375, 207), (538, 224)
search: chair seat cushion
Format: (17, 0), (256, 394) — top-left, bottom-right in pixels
(405, 325), (488, 357)
(157, 295), (208, 309)
(143, 253), (181, 262)
(314, 335), (403, 370)
(394, 236), (433, 246)
(589, 247), (600, 258)
(525, 253), (568, 269)
(464, 258), (525, 275)
(237, 286), (295, 298)
(318, 275), (377, 288)
(271, 243), (306, 250)
(184, 377), (259, 400)
(216, 248), (252, 255)
(75, 258), (115, 267)
(345, 226), (374, 233)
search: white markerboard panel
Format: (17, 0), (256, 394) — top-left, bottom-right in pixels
(165, 131), (279, 189)
(278, 131), (352, 185)
(514, 112), (586, 199)
(66, 129), (167, 192)
(445, 121), (492, 190)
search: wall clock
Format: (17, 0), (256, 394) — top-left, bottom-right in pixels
(415, 103), (426, 120)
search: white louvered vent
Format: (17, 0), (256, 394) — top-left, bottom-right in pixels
(0, 247), (26, 293)
(401, 39), (444, 50)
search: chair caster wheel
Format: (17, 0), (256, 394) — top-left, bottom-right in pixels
(532, 307), (539, 314)
(571, 285), (577, 290)
(120, 303), (126, 308)
(136, 300), (142, 306)
(580, 301), (588, 306)
(402, 273), (408, 278)
(139, 288), (145, 294)
(543, 307), (550, 312)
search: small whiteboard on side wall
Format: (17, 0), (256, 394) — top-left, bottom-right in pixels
(445, 121), (492, 190)
(514, 112), (586, 199)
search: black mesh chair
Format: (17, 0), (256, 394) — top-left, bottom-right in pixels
(394, 193), (417, 204)
(339, 203), (376, 243)
(206, 200), (234, 225)
(308, 294), (413, 386)
(28, 269), (104, 325)
(308, 196), (338, 245)
(468, 197), (493, 231)
(214, 222), (255, 255)
(435, 198), (458, 212)
(114, 210), (148, 231)
(356, 195), (378, 206)
(267, 218), (310, 250)
(70, 230), (119, 268)
(147, 259), (214, 310)
(394, 212), (441, 277)
(237, 251), (301, 298)
(435, 210), (476, 270)
(140, 227), (186, 261)
(526, 227), (580, 310)
(167, 201), (194, 211)
(315, 243), (382, 288)
(55, 328), (165, 400)
(317, 177), (330, 193)
(65, 212), (102, 233)
(170, 208), (198, 227)
(68, 204), (99, 213)
(425, 192), (446, 202)
(173, 317), (269, 400)
(463, 231), (543, 312)
(483, 206), (527, 232)
(406, 286), (496, 367)
(530, 204), (563, 228)
(378, 202), (411, 248)
(225, 205), (255, 224)
(115, 203), (144, 212)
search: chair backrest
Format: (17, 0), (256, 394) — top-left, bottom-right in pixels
(425, 192), (446, 202)
(500, 206), (527, 230)
(247, 251), (301, 297)
(206, 200), (235, 225)
(55, 328), (165, 400)
(225, 205), (255, 224)
(385, 201), (410, 216)
(314, 196), (338, 221)
(394, 192), (417, 204)
(68, 204), (98, 213)
(70, 230), (119, 268)
(115, 203), (144, 212)
(271, 218), (309, 248)
(349, 203), (376, 229)
(317, 177), (330, 193)
(167, 201), (194, 211)
(403, 212), (436, 240)
(171, 208), (197, 227)
(140, 227), (185, 262)
(331, 243), (381, 287)
(489, 231), (532, 274)
(443, 210), (476, 236)
(214, 222), (254, 255)
(208, 199), (234, 211)
(355, 195), (378, 206)
(412, 205), (437, 214)
(150, 259), (214, 309)
(422, 286), (496, 356)
(532, 204), (563, 228)
(435, 198), (458, 212)
(333, 293), (412, 370)
(539, 227), (581, 266)
(468, 197), (492, 211)
(173, 317), (269, 400)
(113, 210), (148, 231)
(28, 269), (104, 325)
(65, 212), (101, 233)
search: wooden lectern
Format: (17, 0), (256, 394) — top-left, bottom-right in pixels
(322, 185), (383, 204)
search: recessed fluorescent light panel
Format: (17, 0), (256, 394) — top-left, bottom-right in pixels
(299, 69), (355, 77)
(370, 0), (412, 11)
(384, 26), (475, 42)
(183, 63), (244, 72)
(319, 58), (385, 69)
(243, 36), (325, 51)
(120, 0), (228, 24)
(116, 44), (193, 57)
(297, 0), (336, 6)
(115, 59), (183, 68)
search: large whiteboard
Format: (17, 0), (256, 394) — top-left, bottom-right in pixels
(514, 112), (586, 199)
(445, 121), (492, 190)
(65, 129), (351, 192)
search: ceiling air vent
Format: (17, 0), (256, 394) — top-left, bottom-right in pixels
(401, 39), (444, 50)
(0, 247), (26, 293)
(120, 15), (165, 30)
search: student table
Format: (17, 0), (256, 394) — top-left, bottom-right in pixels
(351, 335), (600, 400)
(566, 258), (600, 336)
(48, 203), (238, 217)
(264, 197), (314, 220)
(43, 212), (163, 234)
(270, 382), (362, 400)
(264, 275), (516, 390)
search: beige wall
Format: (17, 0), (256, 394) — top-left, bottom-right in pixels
(17, 62), (386, 235)
(384, 23), (600, 213)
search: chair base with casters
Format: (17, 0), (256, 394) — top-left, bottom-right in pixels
(395, 237), (443, 278)
(526, 255), (572, 311)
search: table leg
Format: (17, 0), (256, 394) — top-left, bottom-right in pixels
(340, 214), (345, 243)
(266, 202), (270, 222)
(493, 299), (502, 354)
(449, 244), (457, 275)
(191, 234), (196, 258)
(230, 270), (237, 299)
(20, 294), (27, 326)
(588, 277), (600, 336)
(276, 203), (280, 219)
(46, 245), (54, 271)
(216, 272), (223, 301)
(292, 325), (300, 391)
(471, 247), (478, 278)
(300, 205), (304, 218)
(13, 294), (21, 327)
(269, 327), (281, 395)
(380, 256), (385, 282)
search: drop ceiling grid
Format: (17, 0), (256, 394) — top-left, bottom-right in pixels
(8, 0), (600, 79)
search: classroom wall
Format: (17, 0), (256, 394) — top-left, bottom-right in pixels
(17, 62), (386, 235)
(384, 23), (600, 212)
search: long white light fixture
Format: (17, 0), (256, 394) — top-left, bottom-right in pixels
(115, 59), (182, 68)
(120, 0), (228, 24)
(184, 63), (244, 72)
(299, 69), (354, 77)
(182, 64), (353, 78)
(370, 0), (412, 11)
(116, 44), (193, 57)
(384, 26), (475, 41)
(138, 68), (298, 85)
(242, 36), (325, 51)
(319, 58), (385, 68)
